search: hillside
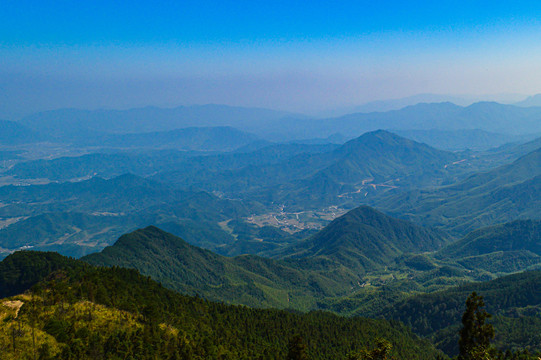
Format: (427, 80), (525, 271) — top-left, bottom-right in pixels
(376, 147), (541, 234)
(83, 126), (261, 152)
(438, 220), (541, 259)
(376, 271), (541, 355)
(82, 226), (361, 309)
(0, 250), (442, 360)
(157, 130), (462, 209)
(0, 174), (262, 257)
(434, 220), (541, 274)
(5, 151), (191, 181)
(281, 206), (446, 271)
(392, 129), (527, 151)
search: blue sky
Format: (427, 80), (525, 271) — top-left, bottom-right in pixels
(2, 1), (541, 118)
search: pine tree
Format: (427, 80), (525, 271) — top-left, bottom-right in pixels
(287, 335), (308, 360)
(458, 292), (494, 360)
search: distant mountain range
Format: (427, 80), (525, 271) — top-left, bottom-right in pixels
(19, 105), (298, 140)
(515, 93), (541, 107)
(3, 130), (539, 260)
(338, 93), (528, 115)
(392, 129), (533, 151)
(12, 101), (541, 144)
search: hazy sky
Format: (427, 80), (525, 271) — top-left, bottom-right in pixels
(2, 0), (541, 118)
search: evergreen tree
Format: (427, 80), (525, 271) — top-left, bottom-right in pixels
(458, 292), (494, 360)
(287, 335), (308, 360)
(348, 338), (393, 360)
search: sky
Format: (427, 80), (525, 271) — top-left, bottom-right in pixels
(2, 0), (541, 119)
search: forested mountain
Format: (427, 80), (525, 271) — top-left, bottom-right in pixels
(376, 271), (541, 355)
(157, 130), (461, 209)
(435, 220), (541, 273)
(281, 206), (446, 270)
(82, 225), (360, 309)
(7, 143), (338, 182)
(376, 147), (541, 235)
(0, 174), (261, 257)
(0, 250), (442, 360)
(438, 220), (541, 259)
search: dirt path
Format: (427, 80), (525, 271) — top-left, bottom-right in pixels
(2, 300), (24, 318)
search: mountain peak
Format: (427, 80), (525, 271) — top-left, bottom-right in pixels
(282, 206), (446, 271)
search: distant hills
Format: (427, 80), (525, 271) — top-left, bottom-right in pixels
(393, 129), (531, 151)
(0, 119), (42, 145)
(0, 174), (260, 257)
(7, 143), (338, 182)
(19, 105), (298, 140)
(157, 130), (461, 209)
(13, 101), (541, 143)
(376, 147), (541, 235)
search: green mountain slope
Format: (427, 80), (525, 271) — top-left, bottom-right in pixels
(80, 207), (466, 311)
(438, 220), (541, 259)
(0, 250), (442, 360)
(376, 271), (541, 355)
(435, 220), (541, 274)
(158, 130), (461, 209)
(0, 174), (262, 256)
(0, 251), (83, 298)
(377, 147), (541, 235)
(392, 129), (529, 151)
(82, 226), (359, 309)
(281, 206), (447, 271)
(7, 143), (337, 182)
